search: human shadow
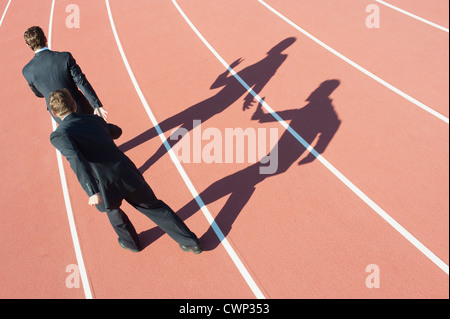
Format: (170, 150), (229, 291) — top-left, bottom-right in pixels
(118, 37), (297, 173)
(139, 80), (342, 250)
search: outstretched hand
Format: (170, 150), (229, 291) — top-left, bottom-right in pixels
(251, 97), (265, 120)
(298, 153), (316, 165)
(88, 193), (102, 206)
(243, 98), (255, 111)
(94, 107), (108, 121)
(229, 58), (243, 69)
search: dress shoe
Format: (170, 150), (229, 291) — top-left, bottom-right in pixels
(179, 243), (203, 254)
(118, 238), (141, 253)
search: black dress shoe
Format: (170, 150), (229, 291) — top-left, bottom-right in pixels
(118, 238), (141, 253)
(179, 243), (203, 254)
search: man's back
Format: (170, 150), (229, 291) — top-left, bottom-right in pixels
(23, 50), (102, 120)
(54, 113), (121, 160)
(51, 113), (144, 211)
(47, 88), (201, 252)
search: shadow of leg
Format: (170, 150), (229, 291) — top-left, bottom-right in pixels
(138, 226), (166, 249)
(200, 186), (256, 251)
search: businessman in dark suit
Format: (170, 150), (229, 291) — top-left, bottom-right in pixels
(49, 89), (202, 254)
(22, 26), (108, 123)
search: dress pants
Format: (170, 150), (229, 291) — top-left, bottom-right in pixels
(105, 183), (199, 251)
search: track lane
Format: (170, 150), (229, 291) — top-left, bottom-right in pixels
(0, 0), (84, 298)
(0, 0), (11, 28)
(169, 0), (448, 297)
(374, 0), (448, 32)
(261, 0), (449, 120)
(380, 0), (449, 30)
(48, 0), (260, 298)
(176, 0), (448, 276)
(1, 0), (448, 299)
(254, 0), (449, 265)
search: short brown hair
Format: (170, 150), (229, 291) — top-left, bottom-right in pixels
(24, 26), (47, 51)
(49, 89), (76, 117)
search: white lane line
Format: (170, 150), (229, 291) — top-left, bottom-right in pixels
(48, 0), (93, 299)
(171, 0), (449, 275)
(105, 0), (265, 299)
(0, 0), (11, 28)
(47, 0), (55, 48)
(52, 120), (93, 299)
(375, 0), (449, 33)
(257, 0), (449, 125)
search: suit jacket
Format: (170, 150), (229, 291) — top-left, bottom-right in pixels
(22, 49), (102, 123)
(50, 113), (145, 212)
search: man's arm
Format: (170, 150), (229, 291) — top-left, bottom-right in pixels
(22, 68), (44, 98)
(50, 131), (100, 198)
(28, 83), (44, 98)
(67, 53), (104, 114)
(108, 123), (122, 140)
(298, 119), (341, 165)
(210, 58), (243, 89)
(94, 115), (122, 140)
(251, 98), (297, 123)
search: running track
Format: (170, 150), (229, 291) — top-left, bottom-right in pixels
(0, 0), (448, 299)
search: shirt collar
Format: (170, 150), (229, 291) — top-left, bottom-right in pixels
(35, 47), (50, 54)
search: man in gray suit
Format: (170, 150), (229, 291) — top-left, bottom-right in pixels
(49, 89), (202, 254)
(22, 26), (108, 123)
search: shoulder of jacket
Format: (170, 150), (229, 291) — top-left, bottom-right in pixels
(80, 113), (102, 121)
(58, 51), (73, 58)
(51, 122), (68, 133)
(46, 51), (72, 60)
(50, 126), (65, 141)
(22, 59), (34, 74)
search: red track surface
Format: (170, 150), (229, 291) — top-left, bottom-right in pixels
(0, 0), (448, 299)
